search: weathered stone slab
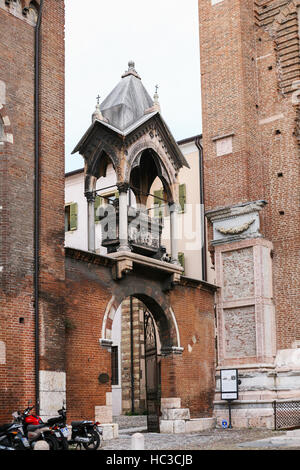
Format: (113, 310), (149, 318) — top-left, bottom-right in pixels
(174, 420), (186, 434)
(185, 418), (216, 433)
(95, 405), (112, 424)
(160, 420), (174, 434)
(162, 408), (190, 420)
(101, 423), (114, 441)
(161, 398), (181, 409)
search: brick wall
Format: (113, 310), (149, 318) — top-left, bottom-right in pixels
(199, 0), (300, 350)
(65, 250), (216, 421)
(0, 1), (65, 422)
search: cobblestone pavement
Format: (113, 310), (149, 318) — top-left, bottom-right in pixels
(100, 418), (293, 450)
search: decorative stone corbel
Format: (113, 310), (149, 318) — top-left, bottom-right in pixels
(162, 272), (182, 292)
(112, 258), (133, 280)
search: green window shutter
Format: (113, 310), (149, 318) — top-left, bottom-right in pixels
(94, 195), (103, 222)
(178, 252), (185, 273)
(179, 184), (186, 213)
(70, 203), (78, 231)
(154, 188), (164, 218)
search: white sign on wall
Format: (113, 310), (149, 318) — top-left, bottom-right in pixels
(220, 369), (238, 400)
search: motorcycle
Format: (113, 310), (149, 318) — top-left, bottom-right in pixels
(56, 406), (102, 450)
(13, 405), (62, 450)
(0, 420), (30, 450)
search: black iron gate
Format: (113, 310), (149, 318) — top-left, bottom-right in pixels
(273, 400), (300, 430)
(144, 310), (160, 432)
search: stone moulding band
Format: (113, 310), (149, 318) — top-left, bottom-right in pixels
(99, 338), (114, 349)
(161, 346), (184, 356)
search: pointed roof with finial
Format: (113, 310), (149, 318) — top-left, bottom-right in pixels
(99, 61), (155, 131)
(72, 61), (189, 169)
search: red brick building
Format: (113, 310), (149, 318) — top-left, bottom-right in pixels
(0, 1), (217, 435)
(199, 0), (300, 427)
(1, 0), (299, 434)
(0, 0), (65, 423)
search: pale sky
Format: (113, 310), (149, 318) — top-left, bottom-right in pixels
(65, 0), (202, 173)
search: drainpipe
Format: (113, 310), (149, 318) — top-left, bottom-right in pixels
(195, 136), (207, 282)
(34, 0), (44, 415)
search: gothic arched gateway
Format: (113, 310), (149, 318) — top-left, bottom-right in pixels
(64, 247), (216, 431)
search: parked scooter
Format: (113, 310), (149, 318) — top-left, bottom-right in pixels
(0, 420), (30, 450)
(13, 405), (62, 450)
(56, 406), (102, 450)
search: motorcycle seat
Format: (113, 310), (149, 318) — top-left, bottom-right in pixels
(71, 420), (93, 426)
(27, 424), (47, 432)
(47, 416), (64, 426)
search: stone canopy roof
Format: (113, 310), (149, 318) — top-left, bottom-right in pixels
(100, 62), (155, 132)
(72, 62), (189, 170)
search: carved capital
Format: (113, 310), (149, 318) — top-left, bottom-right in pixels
(117, 182), (130, 194)
(85, 191), (96, 203)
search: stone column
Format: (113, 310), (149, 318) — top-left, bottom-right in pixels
(169, 203), (179, 264)
(86, 191), (96, 252)
(117, 183), (130, 252)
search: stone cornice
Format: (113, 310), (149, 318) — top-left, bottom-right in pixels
(206, 200), (267, 222)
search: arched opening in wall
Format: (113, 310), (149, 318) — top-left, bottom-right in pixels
(93, 160), (136, 255)
(129, 149), (173, 260)
(110, 296), (161, 432)
(108, 293), (176, 433)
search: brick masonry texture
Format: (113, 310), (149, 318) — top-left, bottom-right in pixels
(0, 1), (65, 422)
(64, 250), (216, 421)
(199, 0), (300, 351)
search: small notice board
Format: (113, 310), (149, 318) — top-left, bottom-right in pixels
(220, 369), (238, 400)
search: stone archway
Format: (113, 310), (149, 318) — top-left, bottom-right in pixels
(100, 291), (183, 430)
(100, 293), (182, 355)
(65, 247), (217, 433)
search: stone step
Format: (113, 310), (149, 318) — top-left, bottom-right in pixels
(286, 428), (300, 437)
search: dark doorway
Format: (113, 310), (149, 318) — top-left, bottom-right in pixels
(144, 309), (161, 432)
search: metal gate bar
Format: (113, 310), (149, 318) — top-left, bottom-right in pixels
(273, 400), (300, 430)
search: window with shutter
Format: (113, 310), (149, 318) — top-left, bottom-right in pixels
(179, 184), (186, 213)
(69, 202), (78, 231)
(154, 188), (164, 218)
(178, 252), (185, 273)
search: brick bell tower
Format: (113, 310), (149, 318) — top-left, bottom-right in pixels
(199, 0), (300, 428)
(0, 0), (65, 421)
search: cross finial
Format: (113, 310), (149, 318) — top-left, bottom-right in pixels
(155, 84), (159, 94)
(96, 94), (101, 105)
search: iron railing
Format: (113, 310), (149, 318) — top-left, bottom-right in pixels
(273, 400), (300, 430)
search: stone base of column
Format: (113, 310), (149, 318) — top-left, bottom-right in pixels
(160, 398), (216, 434)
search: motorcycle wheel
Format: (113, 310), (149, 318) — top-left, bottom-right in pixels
(58, 437), (69, 450)
(82, 430), (101, 450)
(43, 434), (59, 451)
